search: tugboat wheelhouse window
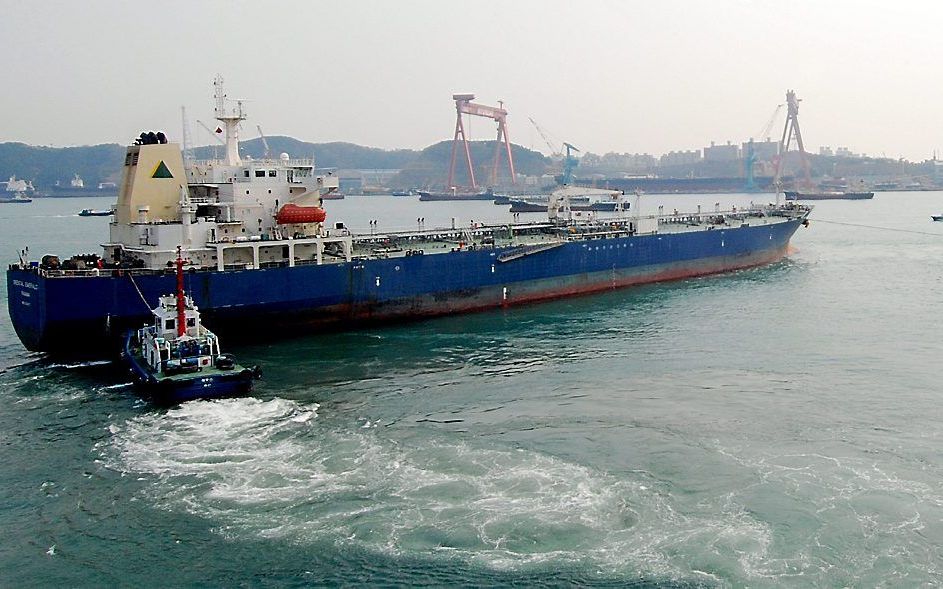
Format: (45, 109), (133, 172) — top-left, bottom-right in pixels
(268, 170), (277, 177)
(255, 170), (265, 178)
(165, 319), (175, 331)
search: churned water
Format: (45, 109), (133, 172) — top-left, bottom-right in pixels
(2, 193), (943, 587)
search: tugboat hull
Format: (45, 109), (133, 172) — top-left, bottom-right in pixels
(144, 369), (256, 405)
(122, 326), (257, 405)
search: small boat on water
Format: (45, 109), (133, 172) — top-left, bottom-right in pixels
(509, 186), (628, 213)
(418, 188), (497, 201)
(122, 249), (260, 404)
(0, 192), (32, 204)
(78, 208), (112, 216)
(931, 215), (943, 222)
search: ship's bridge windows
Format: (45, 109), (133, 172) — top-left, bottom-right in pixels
(165, 319), (175, 331)
(268, 170), (277, 178)
(244, 170), (250, 178)
(255, 170), (266, 178)
(187, 318), (196, 328)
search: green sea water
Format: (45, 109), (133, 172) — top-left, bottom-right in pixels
(2, 193), (943, 587)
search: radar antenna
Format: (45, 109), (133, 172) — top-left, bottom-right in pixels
(213, 75), (246, 166)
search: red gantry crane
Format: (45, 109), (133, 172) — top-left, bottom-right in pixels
(447, 94), (516, 189)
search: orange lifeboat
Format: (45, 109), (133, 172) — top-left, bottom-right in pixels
(276, 204), (326, 224)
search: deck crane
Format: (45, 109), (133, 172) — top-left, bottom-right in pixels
(447, 94), (516, 189)
(256, 125), (271, 159)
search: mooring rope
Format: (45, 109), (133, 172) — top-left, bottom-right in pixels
(126, 272), (151, 310)
(811, 218), (943, 237)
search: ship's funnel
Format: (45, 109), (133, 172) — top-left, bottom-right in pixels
(114, 140), (187, 225)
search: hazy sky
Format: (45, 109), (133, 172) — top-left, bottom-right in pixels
(1, 0), (941, 160)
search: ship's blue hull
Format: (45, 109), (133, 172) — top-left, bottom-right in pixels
(8, 219), (805, 357)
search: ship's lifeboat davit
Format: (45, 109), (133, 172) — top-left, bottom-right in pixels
(276, 204), (326, 224)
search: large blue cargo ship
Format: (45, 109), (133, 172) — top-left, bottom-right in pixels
(7, 211), (807, 356)
(5, 79), (812, 358)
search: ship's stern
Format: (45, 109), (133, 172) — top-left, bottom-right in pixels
(6, 267), (47, 352)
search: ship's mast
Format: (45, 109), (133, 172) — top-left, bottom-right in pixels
(214, 75), (245, 166)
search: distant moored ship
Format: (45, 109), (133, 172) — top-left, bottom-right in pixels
(784, 190), (874, 201)
(47, 174), (118, 197)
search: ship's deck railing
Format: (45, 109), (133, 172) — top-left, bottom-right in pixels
(350, 204), (805, 243)
(14, 204), (809, 278)
(188, 157), (319, 168)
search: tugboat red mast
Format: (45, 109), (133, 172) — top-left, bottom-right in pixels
(175, 247), (186, 338)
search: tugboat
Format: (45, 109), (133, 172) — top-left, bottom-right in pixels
(123, 248), (260, 404)
(78, 208), (113, 217)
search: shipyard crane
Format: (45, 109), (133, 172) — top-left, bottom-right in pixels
(181, 106), (195, 165)
(447, 94), (516, 189)
(757, 104), (783, 142)
(744, 104), (783, 191)
(773, 90), (813, 189)
(196, 120), (225, 144)
(257, 125), (271, 159)
(195, 119), (224, 160)
(528, 117), (562, 157)
(562, 142), (580, 185)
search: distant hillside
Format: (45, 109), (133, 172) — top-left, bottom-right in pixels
(393, 141), (551, 189)
(0, 142), (125, 188)
(0, 137), (548, 190)
(194, 136), (420, 169)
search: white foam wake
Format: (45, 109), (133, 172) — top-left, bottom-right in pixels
(102, 397), (768, 581)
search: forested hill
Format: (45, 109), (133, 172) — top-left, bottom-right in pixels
(0, 143), (126, 188)
(0, 137), (549, 189)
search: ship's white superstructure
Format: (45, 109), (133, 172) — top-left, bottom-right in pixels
(104, 77), (346, 272)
